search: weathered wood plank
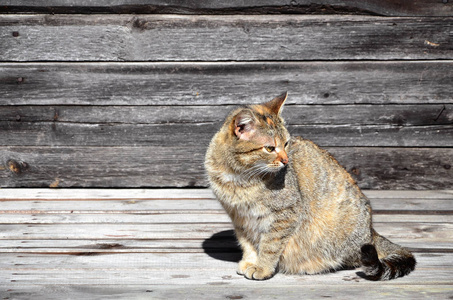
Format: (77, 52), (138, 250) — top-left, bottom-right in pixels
(1, 0), (452, 17)
(2, 98), (453, 149)
(0, 146), (207, 188)
(0, 188), (214, 199)
(2, 269), (453, 286)
(1, 237), (451, 254)
(0, 253), (452, 285)
(2, 121), (452, 147)
(2, 104), (452, 126)
(0, 213), (229, 224)
(1, 198), (452, 213)
(1, 252), (453, 271)
(2, 61), (452, 105)
(0, 253), (239, 270)
(1, 15), (452, 61)
(0, 213), (452, 226)
(336, 148), (453, 190)
(364, 190), (453, 199)
(2, 234), (452, 253)
(0, 222), (451, 242)
(1, 147), (451, 188)
(4, 251), (453, 268)
(2, 284), (453, 300)
(0, 239), (230, 253)
(0, 189), (450, 298)
(1, 188), (452, 200)
(2, 188), (452, 200)
(2, 62), (452, 106)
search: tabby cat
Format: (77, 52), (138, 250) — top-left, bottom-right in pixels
(205, 92), (416, 281)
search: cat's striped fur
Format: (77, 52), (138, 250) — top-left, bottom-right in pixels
(205, 92), (416, 280)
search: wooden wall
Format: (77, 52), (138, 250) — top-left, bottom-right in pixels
(0, 1), (452, 189)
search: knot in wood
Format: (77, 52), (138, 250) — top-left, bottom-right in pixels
(7, 160), (29, 175)
(351, 167), (361, 176)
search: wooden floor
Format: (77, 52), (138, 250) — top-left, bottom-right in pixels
(1, 189), (452, 299)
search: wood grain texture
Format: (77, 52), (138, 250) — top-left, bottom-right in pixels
(1, 120), (452, 147)
(3, 188), (453, 221)
(3, 222), (450, 241)
(1, 62), (452, 106)
(0, 0), (451, 295)
(1, 259), (452, 285)
(1, 233), (452, 254)
(0, 189), (451, 298)
(1, 252), (452, 271)
(2, 104), (453, 126)
(2, 213), (452, 226)
(1, 188), (452, 200)
(1, 147), (451, 188)
(1, 196), (453, 213)
(3, 284), (453, 300)
(1, 15), (452, 61)
(1, 0), (452, 16)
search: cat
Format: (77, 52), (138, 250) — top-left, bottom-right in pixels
(205, 92), (416, 281)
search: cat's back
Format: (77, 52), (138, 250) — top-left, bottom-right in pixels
(289, 136), (358, 192)
(287, 136), (370, 226)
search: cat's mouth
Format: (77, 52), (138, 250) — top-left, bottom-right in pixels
(261, 162), (287, 174)
(269, 161), (287, 169)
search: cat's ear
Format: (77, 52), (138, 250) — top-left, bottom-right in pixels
(263, 92), (288, 116)
(234, 109), (256, 141)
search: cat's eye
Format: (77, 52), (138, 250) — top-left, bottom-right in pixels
(285, 141), (289, 148)
(264, 146), (275, 153)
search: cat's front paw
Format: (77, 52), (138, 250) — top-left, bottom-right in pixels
(237, 260), (254, 275)
(243, 264), (275, 280)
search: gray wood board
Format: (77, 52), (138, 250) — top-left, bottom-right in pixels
(3, 284), (453, 300)
(0, 189), (451, 298)
(2, 196), (453, 213)
(2, 222), (450, 242)
(1, 62), (452, 105)
(1, 105), (453, 126)
(0, 253), (452, 284)
(1, 147), (451, 189)
(1, 15), (452, 61)
(1, 188), (452, 200)
(1, 236), (452, 253)
(2, 213), (452, 226)
(1, 120), (452, 147)
(2, 0), (452, 16)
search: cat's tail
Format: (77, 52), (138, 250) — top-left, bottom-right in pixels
(360, 230), (416, 280)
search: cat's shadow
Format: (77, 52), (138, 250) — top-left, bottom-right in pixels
(202, 230), (242, 263)
(203, 230), (365, 278)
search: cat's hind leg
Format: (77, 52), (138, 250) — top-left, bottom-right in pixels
(360, 230), (416, 280)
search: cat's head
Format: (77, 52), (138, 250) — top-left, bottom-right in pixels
(226, 92), (290, 176)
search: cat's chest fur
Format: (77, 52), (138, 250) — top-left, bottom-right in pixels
(212, 166), (301, 241)
(214, 182), (273, 223)
(216, 185), (275, 245)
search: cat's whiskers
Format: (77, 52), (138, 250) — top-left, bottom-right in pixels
(219, 164), (270, 185)
(243, 163), (280, 181)
(246, 163), (267, 176)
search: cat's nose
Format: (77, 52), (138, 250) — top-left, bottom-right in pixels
(278, 151), (289, 165)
